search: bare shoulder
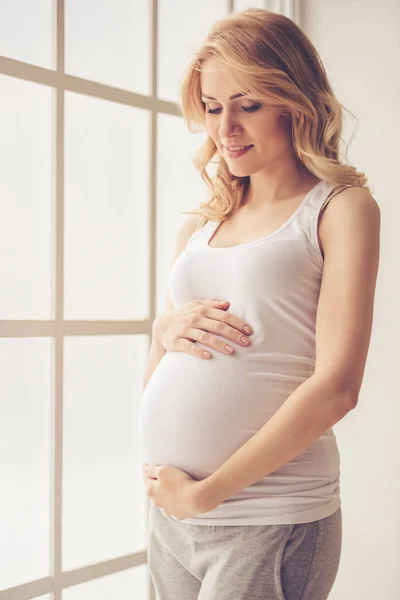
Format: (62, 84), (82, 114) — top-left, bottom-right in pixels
(323, 185), (380, 221)
(319, 186), (381, 256)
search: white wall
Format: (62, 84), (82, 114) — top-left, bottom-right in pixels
(302, 1), (399, 598)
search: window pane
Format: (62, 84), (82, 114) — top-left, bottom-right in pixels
(64, 91), (151, 320)
(63, 564), (150, 599)
(62, 335), (148, 571)
(158, 0), (228, 103)
(0, 0), (54, 69)
(65, 0), (152, 95)
(156, 114), (214, 315)
(0, 338), (52, 589)
(0, 74), (53, 319)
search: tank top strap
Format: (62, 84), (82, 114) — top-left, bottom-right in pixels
(297, 180), (354, 228)
(203, 219), (220, 243)
(186, 218), (218, 248)
(311, 181), (354, 214)
(294, 180), (355, 265)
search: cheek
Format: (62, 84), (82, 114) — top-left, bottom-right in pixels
(205, 121), (218, 140)
(206, 126), (221, 151)
(255, 118), (290, 146)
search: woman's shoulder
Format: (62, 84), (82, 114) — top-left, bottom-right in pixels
(318, 185), (380, 251)
(322, 185), (379, 216)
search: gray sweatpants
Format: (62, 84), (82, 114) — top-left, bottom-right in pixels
(147, 503), (342, 600)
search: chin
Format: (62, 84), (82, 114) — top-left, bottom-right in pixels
(228, 170), (249, 179)
(226, 163), (258, 178)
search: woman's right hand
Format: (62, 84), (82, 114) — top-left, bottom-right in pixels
(153, 298), (253, 360)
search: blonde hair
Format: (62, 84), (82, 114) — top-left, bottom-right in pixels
(177, 8), (370, 230)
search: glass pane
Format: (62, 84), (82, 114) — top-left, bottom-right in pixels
(0, 0), (54, 69)
(63, 335), (149, 571)
(65, 0), (151, 95)
(0, 74), (53, 319)
(64, 91), (151, 320)
(158, 0), (228, 103)
(0, 338), (52, 590)
(156, 114), (213, 315)
(63, 564), (150, 599)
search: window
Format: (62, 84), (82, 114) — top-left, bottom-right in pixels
(0, 0), (239, 598)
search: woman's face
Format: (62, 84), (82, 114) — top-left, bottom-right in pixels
(200, 57), (293, 178)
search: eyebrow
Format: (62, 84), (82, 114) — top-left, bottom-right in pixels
(201, 93), (247, 101)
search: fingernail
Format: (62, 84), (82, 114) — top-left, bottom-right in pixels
(243, 325), (253, 334)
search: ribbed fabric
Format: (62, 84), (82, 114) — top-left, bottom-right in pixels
(138, 179), (347, 525)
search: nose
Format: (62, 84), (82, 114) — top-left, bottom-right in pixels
(218, 112), (243, 142)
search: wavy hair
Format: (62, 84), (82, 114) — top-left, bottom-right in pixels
(177, 8), (370, 230)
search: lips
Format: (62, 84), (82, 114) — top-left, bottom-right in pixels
(224, 145), (254, 158)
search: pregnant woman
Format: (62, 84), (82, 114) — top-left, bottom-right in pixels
(138, 8), (380, 600)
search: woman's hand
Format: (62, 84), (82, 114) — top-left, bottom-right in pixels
(142, 463), (213, 520)
(153, 298), (253, 360)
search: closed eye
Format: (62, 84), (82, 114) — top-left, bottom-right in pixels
(206, 104), (262, 115)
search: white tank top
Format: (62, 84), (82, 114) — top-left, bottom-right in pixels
(138, 179), (348, 525)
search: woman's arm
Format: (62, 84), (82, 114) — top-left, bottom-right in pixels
(142, 213), (204, 393)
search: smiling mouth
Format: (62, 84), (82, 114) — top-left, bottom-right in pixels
(224, 145), (254, 158)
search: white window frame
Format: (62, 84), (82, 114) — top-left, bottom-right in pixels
(0, 1), (300, 599)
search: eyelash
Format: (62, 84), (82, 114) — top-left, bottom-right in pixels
(206, 104), (262, 115)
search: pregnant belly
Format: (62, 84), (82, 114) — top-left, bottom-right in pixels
(137, 349), (311, 481)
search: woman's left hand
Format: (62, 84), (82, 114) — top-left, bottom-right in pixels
(142, 462), (208, 520)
